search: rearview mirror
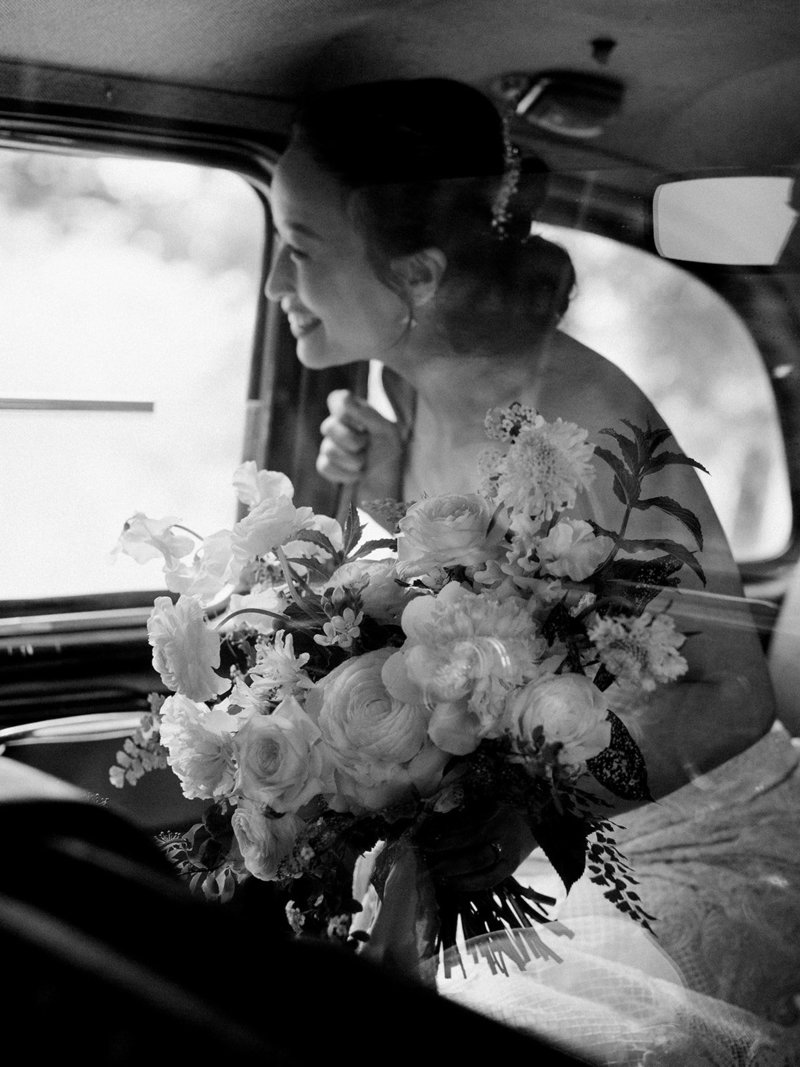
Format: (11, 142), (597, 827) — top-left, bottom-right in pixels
(653, 176), (798, 266)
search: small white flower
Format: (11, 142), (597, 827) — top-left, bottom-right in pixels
(588, 611), (688, 692)
(313, 607), (363, 650)
(247, 630), (314, 703)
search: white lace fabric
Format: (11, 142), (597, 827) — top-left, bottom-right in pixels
(440, 727), (800, 1065)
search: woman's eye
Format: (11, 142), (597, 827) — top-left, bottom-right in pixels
(288, 244), (308, 262)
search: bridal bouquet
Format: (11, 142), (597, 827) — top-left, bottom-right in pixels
(111, 402), (705, 970)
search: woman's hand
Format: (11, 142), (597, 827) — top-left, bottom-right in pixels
(317, 389), (404, 499)
(417, 802), (537, 894)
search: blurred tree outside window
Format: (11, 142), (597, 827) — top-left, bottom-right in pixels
(0, 149), (265, 600)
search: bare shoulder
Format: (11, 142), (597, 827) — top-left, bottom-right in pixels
(535, 332), (666, 437)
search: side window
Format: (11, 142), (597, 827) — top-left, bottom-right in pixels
(0, 148), (265, 602)
(536, 224), (791, 564)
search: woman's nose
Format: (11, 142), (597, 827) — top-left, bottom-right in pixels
(265, 241), (294, 301)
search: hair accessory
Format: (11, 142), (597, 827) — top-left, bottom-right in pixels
(491, 113), (522, 240)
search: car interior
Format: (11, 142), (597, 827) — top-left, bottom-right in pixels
(0, 0), (799, 1061)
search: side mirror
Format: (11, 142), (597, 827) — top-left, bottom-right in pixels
(653, 175), (798, 266)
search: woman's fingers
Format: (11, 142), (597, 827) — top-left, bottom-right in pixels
(317, 389), (403, 486)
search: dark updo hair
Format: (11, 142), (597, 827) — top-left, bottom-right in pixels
(291, 78), (576, 355)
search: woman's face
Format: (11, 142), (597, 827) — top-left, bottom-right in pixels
(266, 141), (408, 369)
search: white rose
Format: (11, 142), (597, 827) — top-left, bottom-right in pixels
(159, 693), (238, 799)
(147, 595), (231, 702)
(396, 494), (504, 579)
(536, 519), (613, 581)
(234, 696), (332, 813)
(305, 648), (446, 810)
(505, 674), (611, 772)
(232, 798), (302, 881)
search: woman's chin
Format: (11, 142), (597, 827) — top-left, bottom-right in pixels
(295, 331), (368, 370)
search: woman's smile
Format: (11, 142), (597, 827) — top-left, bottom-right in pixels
(282, 300), (322, 339)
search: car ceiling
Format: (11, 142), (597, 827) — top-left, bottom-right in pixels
(0, 0), (798, 174)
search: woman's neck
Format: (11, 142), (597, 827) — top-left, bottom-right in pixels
(382, 333), (548, 446)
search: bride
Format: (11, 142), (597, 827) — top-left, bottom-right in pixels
(266, 77), (800, 1062)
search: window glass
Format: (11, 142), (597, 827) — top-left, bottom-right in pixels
(535, 224), (791, 563)
(0, 149), (265, 600)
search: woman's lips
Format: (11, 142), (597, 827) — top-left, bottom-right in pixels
(286, 308), (321, 338)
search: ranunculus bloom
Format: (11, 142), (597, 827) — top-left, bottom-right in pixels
(505, 674), (611, 773)
(234, 696), (332, 813)
(233, 462), (294, 508)
(147, 595), (231, 702)
(305, 648), (446, 810)
(159, 693), (238, 799)
(114, 512), (194, 567)
(231, 495), (314, 568)
(396, 494), (504, 579)
(232, 798), (302, 881)
(536, 519), (613, 581)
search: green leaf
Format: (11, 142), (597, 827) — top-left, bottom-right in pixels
(595, 446), (639, 503)
(533, 810), (591, 892)
(599, 428), (639, 472)
(341, 503), (365, 556)
(349, 538), (397, 560)
(289, 529), (338, 555)
(613, 537), (706, 586)
(631, 495), (704, 548)
(646, 450), (710, 477)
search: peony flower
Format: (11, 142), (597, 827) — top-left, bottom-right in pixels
(233, 462), (294, 508)
(234, 695), (332, 812)
(505, 673), (611, 773)
(481, 410), (596, 527)
(535, 519), (613, 581)
(232, 798), (303, 880)
(230, 495), (314, 569)
(587, 611), (688, 692)
(159, 692), (238, 799)
(327, 558), (410, 625)
(383, 582), (545, 750)
(396, 494), (504, 579)
(147, 595), (231, 702)
(305, 648), (446, 810)
(114, 512), (194, 567)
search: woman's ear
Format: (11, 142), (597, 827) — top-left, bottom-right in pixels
(391, 248), (447, 308)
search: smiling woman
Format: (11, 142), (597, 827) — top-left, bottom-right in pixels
(0, 148), (265, 602)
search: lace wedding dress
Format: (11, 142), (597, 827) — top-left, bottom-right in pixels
(438, 725), (800, 1065)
